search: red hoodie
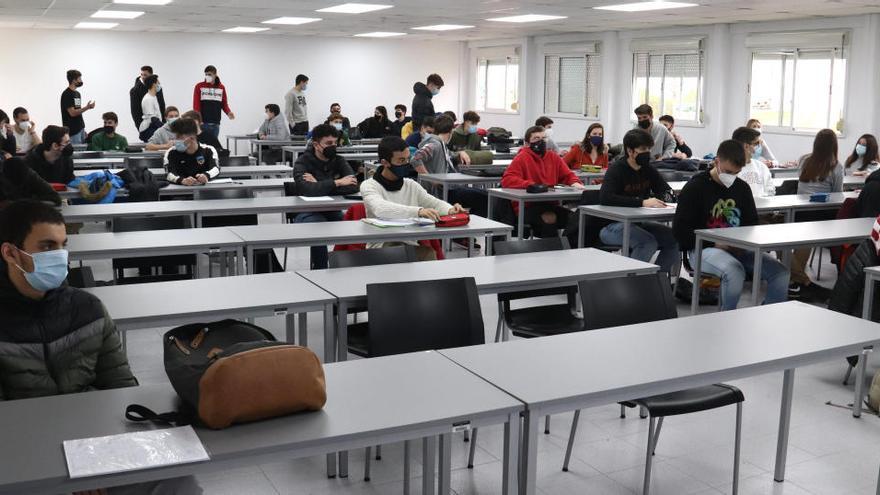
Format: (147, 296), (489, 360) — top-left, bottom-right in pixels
(501, 147), (582, 213)
(192, 81), (231, 125)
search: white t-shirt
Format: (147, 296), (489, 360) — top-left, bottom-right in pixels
(12, 128), (35, 153)
(140, 93), (161, 132)
(737, 158), (775, 197)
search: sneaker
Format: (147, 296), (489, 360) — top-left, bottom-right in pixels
(788, 282), (805, 298)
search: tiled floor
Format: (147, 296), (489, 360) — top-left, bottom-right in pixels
(81, 212), (880, 494)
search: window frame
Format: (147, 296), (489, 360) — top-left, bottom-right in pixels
(475, 54), (520, 115)
(542, 49), (602, 120)
(630, 44), (705, 126)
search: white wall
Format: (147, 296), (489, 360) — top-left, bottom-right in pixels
(464, 14), (880, 164)
(0, 29), (462, 145)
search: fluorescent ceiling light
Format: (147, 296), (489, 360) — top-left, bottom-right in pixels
(317, 3), (393, 14)
(112, 0), (172, 5)
(594, 1), (698, 12)
(354, 31), (406, 37)
(74, 22), (119, 29)
(412, 24), (475, 31)
(223, 26), (270, 33)
(91, 10), (145, 19)
(486, 14), (567, 23)
(262, 17), (322, 25)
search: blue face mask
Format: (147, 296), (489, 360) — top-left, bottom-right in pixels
(430, 88), (439, 96)
(390, 163), (415, 179)
(752, 144), (763, 158)
(856, 144), (867, 156)
(467, 125), (477, 134)
(16, 248), (69, 292)
(332, 122), (343, 131)
(174, 140), (187, 152)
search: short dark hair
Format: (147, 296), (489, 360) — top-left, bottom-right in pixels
(524, 126), (544, 143)
(101, 112), (118, 123)
(165, 106), (179, 118)
(204, 65), (217, 74)
(265, 104), (281, 116)
(535, 116), (553, 127)
(427, 73), (444, 87)
(330, 102), (341, 109)
(731, 126), (761, 145)
(462, 111), (480, 124)
(0, 109), (7, 125)
(180, 110), (201, 123)
(420, 116), (435, 130)
(170, 118), (199, 137)
(143, 74), (159, 90)
(658, 115), (674, 125)
(66, 69), (81, 83)
(42, 125), (69, 147)
(311, 123), (339, 142)
(716, 139), (747, 168)
(12, 107), (28, 119)
(378, 136), (408, 163)
(634, 104), (654, 117)
(442, 111), (456, 122)
(0, 199), (65, 247)
(296, 74), (309, 85)
(622, 128), (654, 152)
(395, 104), (407, 114)
(433, 115), (455, 134)
(140, 65), (153, 73)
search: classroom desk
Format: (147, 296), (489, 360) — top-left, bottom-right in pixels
(73, 157), (126, 168)
(251, 139), (303, 164)
(226, 133), (259, 154)
(0, 351), (523, 495)
(60, 179), (292, 200)
(691, 216), (875, 314)
(231, 214), (513, 273)
(439, 301), (880, 495)
(66, 227), (246, 279)
(73, 165), (293, 179)
(419, 173), (504, 201)
(863, 266), (880, 321)
(487, 187), (586, 238)
(769, 166), (800, 177)
(298, 247), (657, 363)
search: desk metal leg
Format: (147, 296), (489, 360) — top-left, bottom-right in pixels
(864, 274), (876, 319)
(339, 451), (349, 478)
(326, 453), (337, 478)
(502, 412), (521, 495)
(621, 220), (631, 257)
(423, 436), (437, 495)
(691, 237), (703, 315)
(284, 313), (295, 342)
(246, 247), (255, 275)
(258, 145), (263, 165)
(577, 210), (586, 248)
(854, 347), (873, 417)
(439, 433), (452, 494)
(518, 200), (525, 239)
(236, 247), (244, 275)
(299, 312), (309, 347)
(774, 368), (795, 482)
(195, 213), (203, 228)
(752, 248), (763, 307)
(336, 300), (348, 362)
(403, 440), (412, 495)
(520, 410), (539, 495)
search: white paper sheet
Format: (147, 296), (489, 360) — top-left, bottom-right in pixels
(299, 196), (334, 201)
(64, 426), (210, 479)
(210, 178), (235, 184)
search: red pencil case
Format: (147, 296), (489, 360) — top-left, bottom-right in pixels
(436, 213), (470, 228)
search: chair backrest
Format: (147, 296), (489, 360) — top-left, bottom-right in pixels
(194, 188), (252, 200)
(112, 215), (192, 233)
(126, 155), (164, 169)
(493, 237), (570, 256)
(366, 277), (484, 357)
(283, 181), (298, 197)
(578, 273), (677, 330)
(776, 179), (798, 196)
(328, 245), (417, 268)
(220, 155), (251, 167)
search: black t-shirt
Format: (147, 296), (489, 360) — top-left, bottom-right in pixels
(672, 171), (758, 251)
(163, 144), (221, 184)
(60, 88), (85, 135)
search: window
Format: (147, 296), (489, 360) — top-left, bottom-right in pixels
(475, 53), (519, 113)
(543, 48), (601, 117)
(630, 38), (704, 124)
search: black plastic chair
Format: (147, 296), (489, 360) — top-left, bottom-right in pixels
(125, 155), (164, 169)
(561, 273), (745, 495)
(111, 216), (195, 284)
(776, 179), (798, 196)
(219, 155), (251, 167)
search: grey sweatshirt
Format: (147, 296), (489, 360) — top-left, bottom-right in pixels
(634, 123), (676, 159)
(147, 123), (175, 145)
(259, 115), (290, 140)
(412, 135), (455, 174)
(284, 88), (308, 125)
(796, 155), (843, 195)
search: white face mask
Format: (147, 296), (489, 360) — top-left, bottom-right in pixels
(18, 121), (29, 131)
(204, 75), (214, 83)
(718, 172), (737, 188)
(544, 128), (553, 138)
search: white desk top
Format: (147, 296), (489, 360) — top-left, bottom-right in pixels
(73, 166), (292, 178)
(67, 227), (244, 260)
(695, 216), (874, 248)
(487, 187), (586, 201)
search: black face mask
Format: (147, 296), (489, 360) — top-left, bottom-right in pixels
(103, 126), (115, 135)
(61, 143), (74, 157)
(322, 145), (338, 160)
(637, 119), (651, 130)
(529, 140), (547, 156)
(634, 151), (651, 168)
(395, 111), (403, 119)
(374, 165), (408, 191)
(75, 81), (83, 88)
(374, 114), (382, 119)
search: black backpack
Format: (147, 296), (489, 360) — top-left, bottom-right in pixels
(118, 162), (165, 202)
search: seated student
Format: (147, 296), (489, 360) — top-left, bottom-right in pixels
(406, 116), (434, 152)
(411, 115), (471, 174)
(256, 103), (290, 164)
(0, 200), (203, 494)
(563, 123), (609, 169)
(448, 111), (482, 152)
(633, 104), (675, 160)
(0, 157), (61, 206)
(673, 140), (789, 310)
(731, 126), (775, 197)
(361, 136), (464, 261)
(328, 103), (351, 131)
(293, 124), (358, 269)
(535, 116), (560, 154)
(180, 110), (228, 156)
(844, 134), (880, 176)
(658, 114), (692, 158)
(145, 106), (181, 151)
(0, 110), (15, 160)
(88, 112), (129, 152)
(789, 129), (843, 300)
(11, 107), (41, 155)
(598, 129), (678, 274)
(138, 74), (163, 142)
(746, 119), (778, 166)
(501, 125), (585, 238)
(389, 104), (411, 138)
(856, 168), (880, 218)
(163, 118), (220, 186)
(357, 106), (394, 139)
(327, 112), (351, 147)
(24, 125), (74, 185)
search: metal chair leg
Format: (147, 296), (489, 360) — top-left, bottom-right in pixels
(733, 403), (743, 495)
(643, 416), (656, 495)
(375, 445), (382, 460)
(364, 446), (372, 481)
(651, 417), (664, 455)
(545, 415), (551, 434)
(844, 364), (854, 385)
(467, 428), (478, 468)
(640, 405), (648, 419)
(817, 248), (823, 280)
(620, 403), (627, 418)
(494, 303), (504, 342)
(562, 410), (580, 471)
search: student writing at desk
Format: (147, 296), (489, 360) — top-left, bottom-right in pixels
(163, 117), (220, 186)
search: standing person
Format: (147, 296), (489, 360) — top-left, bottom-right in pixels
(60, 70), (94, 145)
(411, 74), (443, 131)
(673, 140), (789, 310)
(448, 111), (482, 152)
(633, 104), (675, 160)
(284, 75), (309, 135)
(746, 119), (778, 166)
(535, 117), (560, 154)
(843, 134), (880, 176)
(328, 103), (350, 130)
(24, 126), (74, 185)
(163, 118), (221, 186)
(88, 112), (129, 152)
(658, 115), (692, 158)
(731, 126), (775, 197)
(192, 65), (235, 139)
(138, 74), (163, 142)
(357, 106), (394, 139)
(129, 65), (166, 129)
(11, 107), (41, 155)
(389, 104), (411, 138)
(256, 104), (290, 164)
(501, 126), (585, 238)
(293, 124), (358, 269)
(563, 123), (609, 170)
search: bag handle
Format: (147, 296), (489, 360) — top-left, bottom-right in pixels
(125, 404), (193, 426)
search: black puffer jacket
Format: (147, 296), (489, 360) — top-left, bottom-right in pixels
(856, 170), (880, 218)
(411, 82), (435, 129)
(829, 238), (880, 319)
(293, 145), (359, 197)
(0, 262), (138, 400)
(0, 157), (61, 205)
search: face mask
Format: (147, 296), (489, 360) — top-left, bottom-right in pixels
(103, 126), (115, 134)
(856, 144), (867, 156)
(718, 171), (737, 188)
(61, 144), (74, 157)
(634, 151), (651, 168)
(75, 81), (83, 88)
(544, 128), (554, 138)
(18, 121), (29, 131)
(430, 88), (439, 96)
(395, 111), (403, 119)
(589, 135), (603, 147)
(529, 140), (546, 156)
(15, 248), (69, 292)
(322, 145), (338, 160)
(753, 128), (762, 136)
(301, 85), (307, 91)
(174, 140), (187, 152)
(467, 125), (477, 134)
(390, 163), (415, 179)
(167, 117), (178, 124)
(155, 84), (162, 92)
(637, 119), (651, 130)
(752, 144), (763, 158)
(331, 122), (343, 131)
(205, 75), (214, 83)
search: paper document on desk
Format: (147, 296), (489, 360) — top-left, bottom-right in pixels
(362, 217), (434, 228)
(299, 196), (334, 201)
(64, 426), (209, 479)
(210, 178), (235, 184)
(640, 204), (677, 210)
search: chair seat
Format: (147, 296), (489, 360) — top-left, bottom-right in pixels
(633, 384), (744, 418)
(346, 321), (371, 357)
(507, 304), (584, 338)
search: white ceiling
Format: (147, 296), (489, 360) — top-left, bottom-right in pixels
(0, 0), (877, 40)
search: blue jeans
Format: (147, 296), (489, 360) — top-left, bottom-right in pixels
(69, 129), (86, 144)
(599, 222), (679, 274)
(202, 122), (220, 139)
(294, 211), (343, 269)
(694, 247), (790, 311)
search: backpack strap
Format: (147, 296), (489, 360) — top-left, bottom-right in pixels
(125, 404), (193, 426)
